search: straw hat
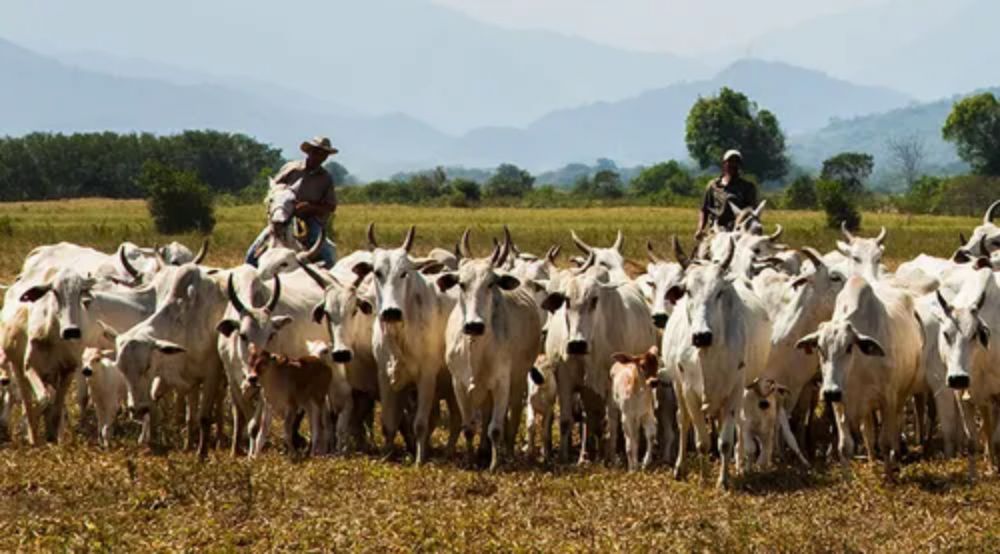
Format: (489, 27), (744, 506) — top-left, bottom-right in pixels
(300, 136), (339, 155)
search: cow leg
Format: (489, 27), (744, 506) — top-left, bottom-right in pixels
(230, 400), (247, 457)
(451, 379), (476, 464)
(673, 389), (691, 480)
(641, 413), (657, 470)
(523, 404), (537, 459)
(251, 404), (271, 459)
(605, 399), (621, 466)
(935, 389), (958, 459)
(488, 380), (510, 472)
(657, 385), (677, 465)
(413, 372), (437, 465)
(557, 373), (575, 464)
(442, 382), (463, 457)
(985, 404), (999, 474)
(541, 407), (554, 462)
(505, 371), (526, 454)
(883, 402), (903, 478)
(913, 394), (927, 451)
(377, 371), (402, 454)
(832, 402), (854, 470)
(283, 408), (299, 458)
(182, 389), (198, 451)
(779, 407), (810, 468)
(622, 415), (638, 471)
(309, 401), (326, 456)
(197, 375), (224, 460)
(717, 405), (737, 490)
(861, 411), (877, 463)
(45, 371), (72, 444)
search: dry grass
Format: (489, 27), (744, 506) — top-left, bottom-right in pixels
(0, 199), (998, 552)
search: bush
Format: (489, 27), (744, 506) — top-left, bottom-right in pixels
(140, 161), (216, 234)
(484, 163), (534, 199)
(783, 175), (818, 209)
(449, 178), (481, 204)
(816, 179), (860, 231)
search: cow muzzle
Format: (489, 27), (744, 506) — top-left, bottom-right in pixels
(332, 349), (353, 363)
(0, 377), (10, 387)
(651, 313), (668, 329)
(947, 374), (971, 390)
(61, 327), (82, 340)
(380, 307), (403, 323)
(81, 366), (93, 378)
(822, 388), (843, 403)
(567, 340), (589, 355)
(463, 321), (486, 336)
(692, 331), (713, 348)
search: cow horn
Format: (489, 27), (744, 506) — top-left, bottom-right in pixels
(153, 244), (167, 267)
(800, 247), (824, 269)
(936, 289), (952, 315)
(401, 225), (416, 253)
(768, 224), (784, 242)
(875, 227), (887, 246)
(754, 199), (767, 217)
(296, 258), (334, 290)
(840, 221), (856, 242)
(611, 230), (624, 252)
(672, 235), (690, 269)
(719, 238), (737, 271)
(266, 275), (282, 312)
(366, 222), (378, 249)
(301, 228), (325, 262)
(570, 230), (592, 255)
(984, 199), (1000, 225)
(545, 245), (560, 264)
(492, 225), (512, 267)
(572, 251), (596, 275)
(118, 245), (141, 280)
(960, 232), (968, 247)
(192, 238), (209, 265)
(226, 274), (249, 316)
(459, 228), (475, 259)
(979, 234), (989, 256)
(646, 240), (665, 264)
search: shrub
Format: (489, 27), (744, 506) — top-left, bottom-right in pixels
(783, 175), (818, 210)
(140, 161), (216, 234)
(816, 179), (860, 231)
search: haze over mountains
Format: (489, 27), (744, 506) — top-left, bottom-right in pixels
(0, 0), (993, 180)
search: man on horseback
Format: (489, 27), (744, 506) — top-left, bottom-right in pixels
(245, 136), (339, 267)
(694, 149), (758, 239)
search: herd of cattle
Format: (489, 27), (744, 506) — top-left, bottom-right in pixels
(4, 199), (1000, 488)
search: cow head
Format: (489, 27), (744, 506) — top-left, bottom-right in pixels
(668, 238), (738, 349)
(741, 377), (790, 466)
(257, 229), (326, 279)
(540, 254), (612, 356)
(103, 325), (185, 417)
(245, 344), (284, 389)
(771, 248), (846, 343)
(437, 228), (520, 337)
(953, 200), (1000, 262)
(933, 278), (991, 391)
(610, 346), (661, 388)
(569, 229), (628, 281)
(795, 321), (886, 403)
(20, 267), (97, 342)
(216, 273), (290, 371)
(366, 223), (440, 325)
(642, 237), (690, 329)
(732, 200), (767, 235)
(836, 222), (887, 281)
(300, 259), (374, 364)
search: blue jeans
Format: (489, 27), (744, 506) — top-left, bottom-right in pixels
(245, 218), (336, 268)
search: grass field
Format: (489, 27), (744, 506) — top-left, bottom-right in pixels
(0, 199), (997, 552)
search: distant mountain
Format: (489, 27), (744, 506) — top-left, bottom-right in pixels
(0, 38), (451, 178)
(0, 0), (704, 133)
(436, 59), (911, 170)
(789, 89), (1000, 188)
(725, 0), (1000, 100)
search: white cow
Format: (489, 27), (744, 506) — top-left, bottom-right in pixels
(739, 377), (809, 471)
(365, 224), (461, 464)
(662, 240), (771, 488)
(913, 292), (964, 459)
(835, 223), (888, 281)
(953, 199), (1000, 260)
(795, 275), (923, 474)
(81, 348), (127, 448)
(568, 230), (629, 282)
(540, 253), (657, 464)
(438, 232), (541, 469)
(640, 237), (689, 330)
(524, 353), (557, 461)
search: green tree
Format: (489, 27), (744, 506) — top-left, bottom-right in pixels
(820, 152), (874, 195)
(449, 178), (481, 204)
(140, 161), (216, 234)
(895, 175), (944, 214)
(783, 175), (818, 209)
(323, 161), (354, 186)
(816, 179), (860, 231)
(942, 92), (1000, 176)
(685, 87), (788, 182)
(484, 163), (534, 198)
(629, 161), (697, 198)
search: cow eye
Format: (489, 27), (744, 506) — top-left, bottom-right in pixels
(400, 271), (408, 279)
(589, 297), (598, 310)
(646, 280), (655, 289)
(753, 248), (760, 255)
(830, 274), (843, 282)
(374, 271), (384, 280)
(239, 333), (249, 343)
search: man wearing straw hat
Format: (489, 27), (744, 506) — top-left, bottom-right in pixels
(245, 136), (339, 267)
(694, 149), (758, 239)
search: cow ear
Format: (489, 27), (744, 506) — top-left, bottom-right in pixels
(978, 322), (991, 348)
(312, 303), (326, 324)
(529, 366), (545, 386)
(272, 315), (294, 330)
(744, 377), (761, 391)
(20, 285), (52, 303)
(611, 352), (633, 365)
(352, 262), (373, 279)
(216, 319), (239, 337)
(497, 274), (521, 291)
(357, 299), (373, 315)
(436, 273), (460, 292)
(541, 292), (566, 313)
(795, 333), (819, 355)
(791, 276), (810, 290)
(975, 257), (992, 270)
(666, 285), (686, 304)
(154, 340), (186, 355)
(418, 261), (446, 275)
(855, 334), (886, 357)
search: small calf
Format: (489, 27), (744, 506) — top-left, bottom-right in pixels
(610, 347), (660, 471)
(81, 348), (128, 448)
(247, 345), (332, 457)
(739, 377), (809, 471)
(524, 354), (557, 460)
(305, 340), (354, 453)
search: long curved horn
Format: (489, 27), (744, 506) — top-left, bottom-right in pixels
(296, 258), (334, 290)
(227, 274), (249, 316)
(459, 228), (475, 259)
(545, 245), (560, 264)
(301, 228), (325, 261)
(611, 230), (624, 252)
(840, 221), (856, 243)
(768, 224), (784, 242)
(646, 240), (665, 264)
(571, 251), (596, 275)
(492, 225), (512, 267)
(118, 245), (141, 280)
(570, 230), (592, 255)
(984, 199), (1000, 225)
(875, 226), (887, 246)
(401, 225), (415, 253)
(366, 222), (378, 249)
(754, 199), (768, 217)
(671, 236), (690, 269)
(266, 275), (282, 312)
(800, 247), (824, 269)
(192, 238), (209, 265)
(719, 238), (737, 271)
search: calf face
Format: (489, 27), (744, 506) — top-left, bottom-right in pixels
(795, 321), (886, 403)
(112, 332), (185, 415)
(610, 346), (660, 389)
(934, 288), (991, 391)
